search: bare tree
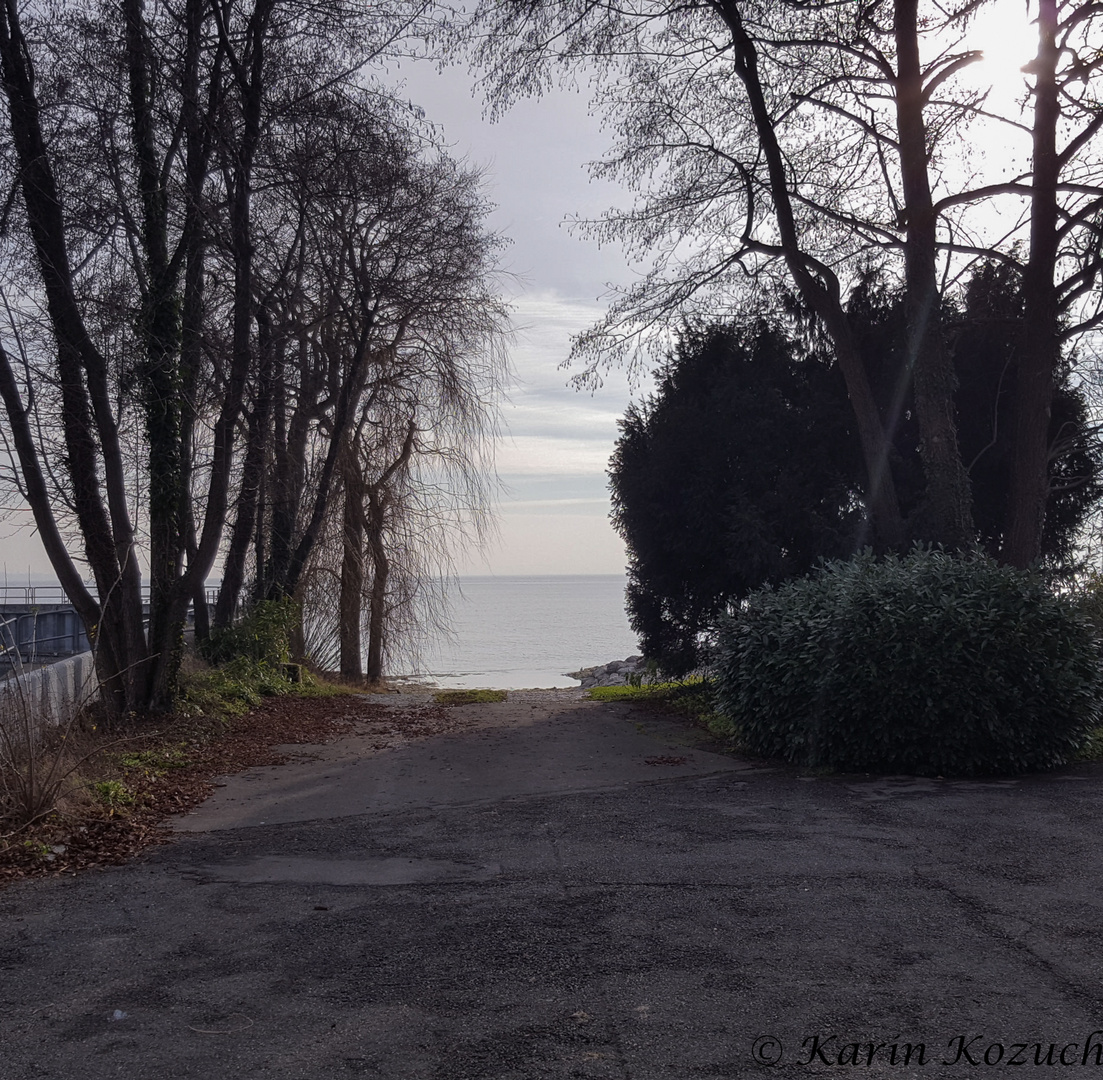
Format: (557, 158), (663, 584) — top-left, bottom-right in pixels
(206, 94), (510, 678)
(335, 311), (508, 683)
(0, 0), (437, 715)
(464, 0), (1103, 560)
(211, 84), (508, 646)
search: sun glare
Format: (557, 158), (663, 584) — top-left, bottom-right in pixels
(968, 1), (1039, 106)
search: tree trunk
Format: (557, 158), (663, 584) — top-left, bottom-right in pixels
(365, 488), (389, 684)
(215, 315), (274, 629)
(339, 460), (366, 680)
(893, 0), (974, 549)
(0, 0), (149, 719)
(1003, 0), (1059, 568)
(176, 0), (216, 647)
(125, 0), (189, 711)
(266, 338), (308, 597)
(363, 422), (415, 682)
(717, 0), (905, 548)
(192, 0), (275, 607)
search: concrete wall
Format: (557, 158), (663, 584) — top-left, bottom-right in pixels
(0, 652), (99, 728)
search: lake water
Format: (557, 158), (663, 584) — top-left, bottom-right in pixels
(6, 572), (640, 691)
(400, 575), (640, 689)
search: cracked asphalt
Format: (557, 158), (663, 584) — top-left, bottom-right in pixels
(3, 691), (1103, 1078)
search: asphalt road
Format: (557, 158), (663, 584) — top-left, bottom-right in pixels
(3, 691), (1103, 1079)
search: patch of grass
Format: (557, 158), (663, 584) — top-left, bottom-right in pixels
(293, 673), (358, 698)
(117, 747), (192, 776)
(432, 689), (507, 705)
(180, 658), (295, 720)
(180, 659), (356, 720)
(589, 678), (737, 745)
(587, 677), (707, 704)
(588, 683), (658, 701)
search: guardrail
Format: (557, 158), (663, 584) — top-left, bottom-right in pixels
(0, 585), (75, 606)
(0, 583), (222, 723)
(0, 586), (219, 677)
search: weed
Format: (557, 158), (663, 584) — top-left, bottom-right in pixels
(91, 779), (134, 808)
(118, 747), (191, 776)
(0, 667), (108, 835)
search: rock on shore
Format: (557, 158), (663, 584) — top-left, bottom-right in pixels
(565, 656), (644, 690)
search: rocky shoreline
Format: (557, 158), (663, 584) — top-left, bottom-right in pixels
(564, 656), (645, 690)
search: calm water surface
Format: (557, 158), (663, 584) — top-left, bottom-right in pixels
(9, 573), (639, 691)
(403, 575), (639, 689)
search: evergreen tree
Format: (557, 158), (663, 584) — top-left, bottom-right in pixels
(612, 267), (1103, 675)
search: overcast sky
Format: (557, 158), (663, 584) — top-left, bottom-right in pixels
(393, 2), (1037, 577)
(386, 57), (647, 577)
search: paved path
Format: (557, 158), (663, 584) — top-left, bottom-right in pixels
(4, 692), (1103, 1078)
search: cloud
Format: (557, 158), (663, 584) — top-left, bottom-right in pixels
(495, 290), (645, 477)
(495, 435), (614, 476)
(384, 63), (651, 575)
(457, 511), (629, 576)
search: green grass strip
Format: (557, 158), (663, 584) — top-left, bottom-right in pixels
(432, 689), (507, 705)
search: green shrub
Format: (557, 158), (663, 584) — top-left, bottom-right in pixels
(181, 657), (293, 719)
(1072, 571), (1103, 640)
(714, 548), (1103, 776)
(1076, 725), (1103, 762)
(202, 597), (300, 667)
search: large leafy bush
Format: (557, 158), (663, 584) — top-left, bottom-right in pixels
(715, 549), (1103, 776)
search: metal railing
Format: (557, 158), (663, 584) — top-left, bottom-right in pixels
(0, 585), (220, 606)
(0, 585), (75, 606)
(0, 583), (222, 690)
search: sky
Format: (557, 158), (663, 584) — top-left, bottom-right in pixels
(392, 2), (1038, 577)
(385, 59), (646, 577)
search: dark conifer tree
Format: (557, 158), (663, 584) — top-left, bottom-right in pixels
(612, 265), (1103, 675)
